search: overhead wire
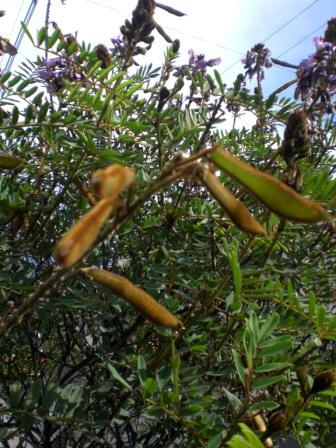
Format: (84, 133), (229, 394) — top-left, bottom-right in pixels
(2, 0), (39, 73)
(221, 0), (322, 75)
(277, 22), (326, 58)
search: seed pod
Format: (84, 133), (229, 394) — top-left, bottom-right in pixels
(210, 145), (332, 224)
(172, 39), (180, 54)
(0, 152), (25, 169)
(324, 17), (336, 43)
(267, 412), (288, 434)
(141, 35), (155, 44)
(120, 25), (134, 39)
(82, 267), (182, 328)
(200, 169), (266, 235)
(95, 44), (112, 68)
(280, 110), (310, 164)
(311, 370), (335, 394)
(54, 197), (115, 268)
(91, 164), (135, 199)
(253, 414), (273, 448)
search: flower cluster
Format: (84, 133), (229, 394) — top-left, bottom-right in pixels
(110, 37), (128, 60)
(36, 57), (83, 93)
(295, 27), (336, 113)
(242, 43), (272, 80)
(188, 49), (221, 74)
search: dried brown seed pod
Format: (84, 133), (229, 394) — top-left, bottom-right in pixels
(280, 110), (310, 164)
(91, 164), (135, 199)
(311, 370), (335, 394)
(54, 197), (116, 268)
(141, 35), (155, 44)
(172, 39), (180, 53)
(267, 412), (288, 434)
(324, 17), (336, 43)
(95, 44), (112, 68)
(120, 25), (134, 39)
(82, 267), (182, 328)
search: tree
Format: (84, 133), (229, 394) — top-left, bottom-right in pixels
(0, 3), (335, 447)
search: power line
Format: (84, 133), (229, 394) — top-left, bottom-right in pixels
(2, 0), (39, 73)
(221, 0), (322, 75)
(7, 0), (25, 42)
(261, 0), (320, 43)
(83, 0), (244, 56)
(277, 22), (326, 58)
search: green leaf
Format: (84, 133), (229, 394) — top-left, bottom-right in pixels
(8, 382), (22, 408)
(222, 387), (242, 412)
(37, 27), (47, 46)
(11, 106), (19, 125)
(214, 69), (224, 94)
(7, 75), (21, 88)
(138, 355), (147, 387)
(21, 22), (34, 44)
(37, 102), (49, 122)
(0, 71), (12, 83)
(232, 349), (246, 385)
(105, 363), (132, 391)
(249, 400), (280, 412)
(47, 28), (60, 49)
(309, 400), (336, 411)
(252, 374), (283, 390)
(255, 362), (293, 373)
(259, 314), (279, 341)
(156, 365), (171, 391)
(16, 79), (30, 92)
(144, 377), (158, 397)
(240, 423), (265, 447)
(259, 335), (292, 357)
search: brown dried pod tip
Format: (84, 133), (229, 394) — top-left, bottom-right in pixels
(54, 197), (116, 268)
(280, 110), (310, 165)
(95, 44), (112, 68)
(91, 164), (135, 199)
(82, 267), (182, 328)
(324, 17), (336, 43)
(311, 370), (335, 394)
(267, 412), (288, 435)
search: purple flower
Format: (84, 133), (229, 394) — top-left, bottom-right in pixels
(295, 32), (336, 112)
(36, 56), (83, 93)
(188, 49), (221, 73)
(242, 43), (272, 80)
(110, 36), (127, 59)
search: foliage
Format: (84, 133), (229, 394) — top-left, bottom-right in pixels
(0, 3), (336, 447)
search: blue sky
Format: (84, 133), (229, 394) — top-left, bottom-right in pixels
(0, 0), (333, 98)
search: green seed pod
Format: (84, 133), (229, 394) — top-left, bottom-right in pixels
(210, 145), (333, 224)
(200, 169), (266, 235)
(0, 152), (25, 169)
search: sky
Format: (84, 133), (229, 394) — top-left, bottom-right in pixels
(0, 0), (334, 106)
